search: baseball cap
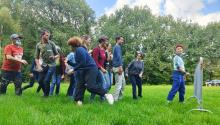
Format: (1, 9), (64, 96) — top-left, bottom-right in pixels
(10, 34), (23, 40)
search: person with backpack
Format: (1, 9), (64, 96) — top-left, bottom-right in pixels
(90, 36), (111, 101)
(67, 36), (114, 105)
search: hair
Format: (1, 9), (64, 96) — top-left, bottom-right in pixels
(67, 37), (82, 47)
(135, 51), (144, 58)
(98, 36), (108, 43)
(81, 35), (90, 42)
(40, 29), (50, 38)
(115, 36), (123, 42)
(175, 44), (184, 49)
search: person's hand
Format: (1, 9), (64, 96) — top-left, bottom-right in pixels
(61, 74), (65, 80)
(185, 72), (190, 76)
(49, 56), (55, 60)
(21, 59), (28, 65)
(139, 74), (143, 78)
(101, 67), (107, 73)
(29, 73), (33, 77)
(125, 73), (128, 77)
(67, 69), (74, 75)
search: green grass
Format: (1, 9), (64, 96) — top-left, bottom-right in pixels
(0, 84), (219, 125)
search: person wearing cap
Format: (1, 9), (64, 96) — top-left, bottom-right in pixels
(126, 51), (144, 99)
(67, 36), (114, 105)
(167, 44), (189, 103)
(35, 29), (59, 97)
(112, 36), (126, 101)
(90, 36), (111, 101)
(0, 34), (28, 95)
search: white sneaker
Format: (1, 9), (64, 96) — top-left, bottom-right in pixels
(105, 94), (114, 105)
(77, 101), (83, 106)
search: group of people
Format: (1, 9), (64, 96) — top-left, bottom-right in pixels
(0, 29), (188, 105)
(0, 30), (146, 105)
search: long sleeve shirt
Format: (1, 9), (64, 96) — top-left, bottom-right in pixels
(127, 60), (144, 75)
(67, 47), (97, 71)
(92, 46), (106, 69)
(112, 44), (123, 67)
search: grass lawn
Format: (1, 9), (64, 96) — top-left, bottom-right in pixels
(0, 84), (219, 125)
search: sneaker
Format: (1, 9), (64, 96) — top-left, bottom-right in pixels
(105, 94), (114, 105)
(77, 101), (83, 106)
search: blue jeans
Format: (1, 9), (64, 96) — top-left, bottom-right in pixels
(107, 71), (113, 88)
(50, 73), (61, 95)
(38, 66), (56, 96)
(67, 73), (76, 97)
(129, 74), (142, 99)
(167, 71), (185, 102)
(0, 70), (22, 95)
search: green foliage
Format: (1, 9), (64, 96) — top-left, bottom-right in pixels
(0, 2), (220, 84)
(94, 6), (220, 84)
(0, 0), (95, 79)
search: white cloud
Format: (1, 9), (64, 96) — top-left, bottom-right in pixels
(104, 0), (163, 16)
(104, 0), (220, 26)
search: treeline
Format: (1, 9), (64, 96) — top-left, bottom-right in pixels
(0, 1), (220, 84)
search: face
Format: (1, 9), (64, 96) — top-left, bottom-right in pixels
(101, 40), (109, 50)
(137, 53), (142, 60)
(85, 37), (91, 46)
(175, 47), (183, 55)
(12, 38), (22, 46)
(42, 32), (50, 42)
(118, 37), (124, 45)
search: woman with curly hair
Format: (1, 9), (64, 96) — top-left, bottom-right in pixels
(67, 36), (114, 105)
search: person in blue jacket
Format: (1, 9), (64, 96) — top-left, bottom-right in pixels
(67, 36), (114, 105)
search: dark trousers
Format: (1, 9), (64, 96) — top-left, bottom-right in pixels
(38, 66), (56, 96)
(66, 74), (76, 97)
(74, 68), (107, 101)
(90, 70), (106, 100)
(129, 74), (142, 99)
(22, 72), (42, 92)
(167, 71), (185, 102)
(0, 70), (22, 95)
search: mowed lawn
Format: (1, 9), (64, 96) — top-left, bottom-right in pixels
(0, 84), (219, 125)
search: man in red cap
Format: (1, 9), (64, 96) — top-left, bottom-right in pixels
(167, 44), (189, 103)
(0, 34), (28, 95)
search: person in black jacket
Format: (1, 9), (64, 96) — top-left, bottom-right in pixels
(126, 51), (144, 99)
(22, 60), (42, 92)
